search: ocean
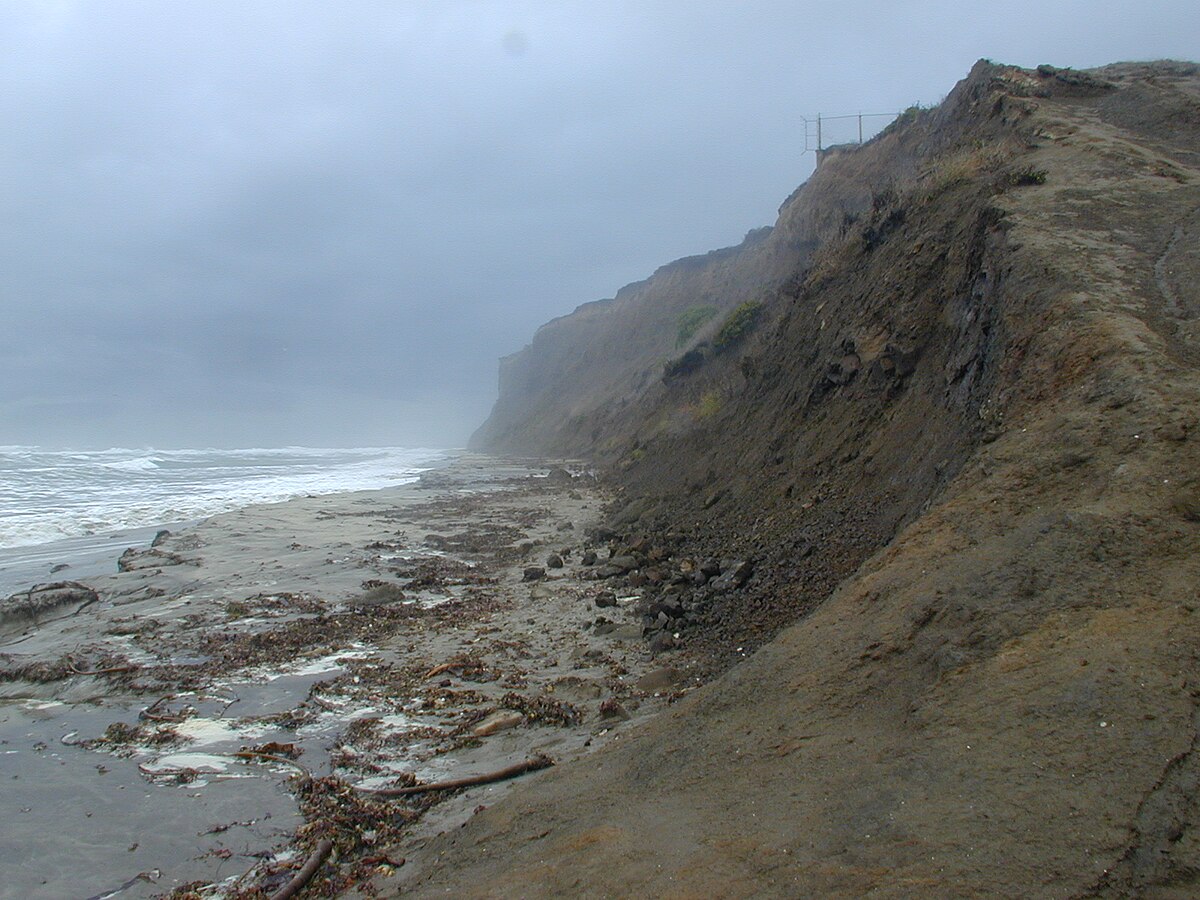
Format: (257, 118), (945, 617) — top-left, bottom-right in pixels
(0, 445), (448, 595)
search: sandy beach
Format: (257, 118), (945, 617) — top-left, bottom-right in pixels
(0, 455), (697, 898)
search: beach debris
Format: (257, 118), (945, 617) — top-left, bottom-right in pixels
(117, 546), (191, 572)
(65, 654), (141, 678)
(234, 749), (312, 780)
(139, 694), (190, 723)
(268, 837), (334, 900)
(0, 581), (99, 637)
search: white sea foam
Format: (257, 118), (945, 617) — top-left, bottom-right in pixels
(0, 445), (448, 549)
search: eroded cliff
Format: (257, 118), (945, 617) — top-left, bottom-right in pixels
(422, 60), (1200, 897)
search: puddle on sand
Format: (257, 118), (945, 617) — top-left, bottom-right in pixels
(0, 701), (299, 900)
(0, 645), (482, 896)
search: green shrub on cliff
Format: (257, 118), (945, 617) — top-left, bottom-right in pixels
(713, 301), (763, 352)
(676, 305), (718, 348)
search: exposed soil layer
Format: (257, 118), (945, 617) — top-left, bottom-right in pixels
(414, 61), (1200, 897)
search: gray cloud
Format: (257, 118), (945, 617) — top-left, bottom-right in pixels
(1, 0), (1195, 448)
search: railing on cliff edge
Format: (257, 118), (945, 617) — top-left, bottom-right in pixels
(801, 112), (902, 153)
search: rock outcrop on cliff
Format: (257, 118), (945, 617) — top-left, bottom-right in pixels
(427, 60), (1200, 897)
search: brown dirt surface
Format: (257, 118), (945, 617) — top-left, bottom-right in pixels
(403, 61), (1200, 897)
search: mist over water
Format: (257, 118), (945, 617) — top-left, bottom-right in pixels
(0, 445), (448, 549)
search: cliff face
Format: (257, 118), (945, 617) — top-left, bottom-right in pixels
(431, 60), (1200, 897)
(468, 225), (791, 455)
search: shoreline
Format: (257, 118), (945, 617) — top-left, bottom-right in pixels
(0, 446), (458, 599)
(0, 454), (696, 898)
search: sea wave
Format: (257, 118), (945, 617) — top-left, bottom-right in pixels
(0, 446), (449, 549)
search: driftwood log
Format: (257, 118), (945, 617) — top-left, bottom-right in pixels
(269, 838), (334, 900)
(359, 754), (554, 798)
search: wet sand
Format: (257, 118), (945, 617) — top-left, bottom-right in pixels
(0, 455), (695, 898)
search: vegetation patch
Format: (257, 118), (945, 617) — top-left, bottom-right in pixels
(696, 390), (723, 420)
(675, 305), (718, 348)
(713, 301), (763, 352)
(1004, 166), (1048, 187)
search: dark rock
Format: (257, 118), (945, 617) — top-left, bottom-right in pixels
(522, 566), (546, 582)
(546, 554), (564, 569)
(594, 591), (617, 609)
(595, 564), (626, 579)
(659, 598), (685, 618)
(612, 497), (653, 526)
(581, 550), (598, 566)
(608, 554), (639, 572)
(50, 563), (70, 573)
(712, 559), (754, 591)
(700, 558), (721, 577)
(649, 632), (679, 653)
(628, 571), (648, 588)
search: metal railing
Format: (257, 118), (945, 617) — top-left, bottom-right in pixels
(801, 112), (900, 153)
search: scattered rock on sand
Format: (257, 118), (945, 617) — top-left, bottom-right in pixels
(546, 554), (564, 569)
(523, 566), (547, 582)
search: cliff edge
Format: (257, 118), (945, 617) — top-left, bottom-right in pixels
(415, 60), (1200, 897)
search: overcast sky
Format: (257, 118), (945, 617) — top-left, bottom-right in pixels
(1, 1), (1194, 449)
